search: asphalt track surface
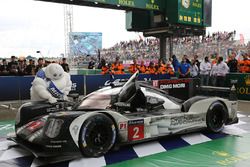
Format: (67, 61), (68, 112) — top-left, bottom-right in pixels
(0, 103), (249, 167)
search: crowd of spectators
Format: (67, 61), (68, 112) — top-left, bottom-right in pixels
(95, 51), (249, 87)
(1, 30), (250, 81)
(0, 56), (70, 76)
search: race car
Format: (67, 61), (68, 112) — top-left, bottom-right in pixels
(11, 71), (238, 158)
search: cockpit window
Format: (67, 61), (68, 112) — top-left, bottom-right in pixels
(77, 93), (111, 109)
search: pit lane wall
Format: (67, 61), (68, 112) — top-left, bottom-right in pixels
(0, 73), (249, 101)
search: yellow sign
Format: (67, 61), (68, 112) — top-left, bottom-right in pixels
(118, 0), (135, 7)
(245, 75), (250, 86)
(146, 0), (159, 10)
(213, 150), (250, 166)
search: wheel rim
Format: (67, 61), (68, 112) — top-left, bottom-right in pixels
(210, 107), (224, 130)
(87, 124), (110, 148)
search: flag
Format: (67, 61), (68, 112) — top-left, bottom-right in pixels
(240, 34), (245, 45)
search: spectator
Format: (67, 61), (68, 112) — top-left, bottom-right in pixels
(227, 52), (238, 72)
(35, 58), (44, 73)
(178, 57), (191, 78)
(100, 58), (110, 75)
(8, 56), (18, 75)
(172, 55), (180, 72)
(146, 61), (156, 74)
(166, 62), (174, 75)
(0, 59), (9, 76)
(190, 59), (199, 78)
(18, 58), (27, 76)
(193, 55), (200, 70)
(239, 54), (250, 73)
(157, 59), (167, 74)
(44, 60), (51, 67)
(200, 56), (211, 86)
(61, 58), (70, 72)
(214, 56), (229, 87)
(183, 55), (191, 64)
(128, 58), (139, 74)
(139, 60), (147, 73)
(210, 63), (217, 86)
(25, 59), (36, 75)
(111, 57), (125, 75)
(88, 57), (96, 69)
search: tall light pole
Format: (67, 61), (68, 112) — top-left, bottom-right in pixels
(64, 5), (73, 63)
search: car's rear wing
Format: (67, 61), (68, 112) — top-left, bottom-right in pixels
(198, 85), (237, 101)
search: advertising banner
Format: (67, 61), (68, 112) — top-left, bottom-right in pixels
(70, 75), (85, 95)
(155, 78), (193, 100)
(85, 74), (171, 94)
(226, 73), (250, 100)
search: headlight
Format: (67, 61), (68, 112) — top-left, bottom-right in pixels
(45, 118), (64, 138)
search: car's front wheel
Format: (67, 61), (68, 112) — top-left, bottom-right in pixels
(206, 101), (228, 133)
(79, 113), (116, 157)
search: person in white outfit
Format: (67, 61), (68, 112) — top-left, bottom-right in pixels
(190, 59), (199, 78)
(213, 56), (229, 87)
(200, 56), (211, 86)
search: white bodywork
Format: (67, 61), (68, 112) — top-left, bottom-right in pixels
(69, 85), (238, 148)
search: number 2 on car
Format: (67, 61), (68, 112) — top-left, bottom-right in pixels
(128, 119), (144, 141)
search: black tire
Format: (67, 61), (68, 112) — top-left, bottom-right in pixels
(78, 113), (116, 157)
(206, 101), (228, 132)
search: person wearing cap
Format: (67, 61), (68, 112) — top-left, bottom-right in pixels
(8, 56), (18, 75)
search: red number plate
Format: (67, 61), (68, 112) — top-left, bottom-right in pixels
(128, 119), (144, 141)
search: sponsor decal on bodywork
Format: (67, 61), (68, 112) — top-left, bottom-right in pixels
(170, 115), (204, 126)
(118, 122), (127, 130)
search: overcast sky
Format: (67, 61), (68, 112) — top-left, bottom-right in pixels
(0, 0), (249, 58)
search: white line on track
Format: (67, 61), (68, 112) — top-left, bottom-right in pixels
(0, 147), (31, 161)
(69, 156), (106, 167)
(181, 133), (211, 145)
(133, 141), (166, 157)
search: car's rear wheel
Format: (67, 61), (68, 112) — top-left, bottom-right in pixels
(206, 101), (228, 132)
(78, 113), (116, 157)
